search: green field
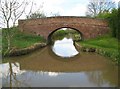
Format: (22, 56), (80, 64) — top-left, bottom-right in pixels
(79, 35), (119, 64)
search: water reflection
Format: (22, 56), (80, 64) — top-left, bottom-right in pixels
(0, 49), (118, 87)
(1, 62), (27, 87)
(52, 37), (79, 58)
(1, 56), (118, 87)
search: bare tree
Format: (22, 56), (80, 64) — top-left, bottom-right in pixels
(0, 0), (13, 52)
(0, 0), (28, 54)
(0, 0), (28, 27)
(11, 0), (28, 26)
(86, 0), (115, 17)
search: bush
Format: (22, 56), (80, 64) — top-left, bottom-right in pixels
(108, 9), (118, 39)
(96, 8), (119, 40)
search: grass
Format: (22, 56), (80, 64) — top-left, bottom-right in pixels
(79, 34), (119, 64)
(2, 27), (46, 55)
(80, 35), (118, 49)
(12, 32), (46, 48)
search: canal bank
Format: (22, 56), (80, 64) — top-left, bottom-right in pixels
(4, 42), (46, 57)
(77, 35), (119, 65)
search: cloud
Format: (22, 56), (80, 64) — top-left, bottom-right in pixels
(42, 0), (88, 16)
(62, 3), (88, 16)
(43, 1), (65, 16)
(19, 0), (89, 19)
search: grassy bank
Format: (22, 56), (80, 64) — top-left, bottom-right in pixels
(2, 27), (46, 56)
(79, 35), (119, 64)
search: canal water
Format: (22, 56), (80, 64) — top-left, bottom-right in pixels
(0, 37), (118, 87)
(52, 37), (79, 58)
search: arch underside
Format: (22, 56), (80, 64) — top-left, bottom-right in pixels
(48, 27), (83, 38)
(47, 27), (83, 44)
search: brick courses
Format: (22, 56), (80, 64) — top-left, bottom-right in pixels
(18, 16), (109, 40)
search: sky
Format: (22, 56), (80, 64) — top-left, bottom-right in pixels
(23, 0), (120, 18)
(40, 0), (89, 16)
(0, 0), (119, 28)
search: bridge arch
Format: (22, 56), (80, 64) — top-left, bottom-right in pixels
(47, 27), (83, 44)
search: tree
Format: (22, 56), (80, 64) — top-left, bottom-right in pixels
(95, 8), (119, 39)
(86, 0), (115, 17)
(108, 8), (119, 39)
(0, 0), (28, 54)
(0, 0), (28, 28)
(26, 11), (46, 19)
(11, 1), (28, 26)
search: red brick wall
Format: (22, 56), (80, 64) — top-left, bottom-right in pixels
(18, 16), (109, 40)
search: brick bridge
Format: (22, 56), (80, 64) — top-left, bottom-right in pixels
(18, 16), (109, 41)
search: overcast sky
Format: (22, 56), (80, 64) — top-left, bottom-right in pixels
(40, 0), (89, 16)
(0, 0), (119, 28)
(23, 0), (119, 18)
